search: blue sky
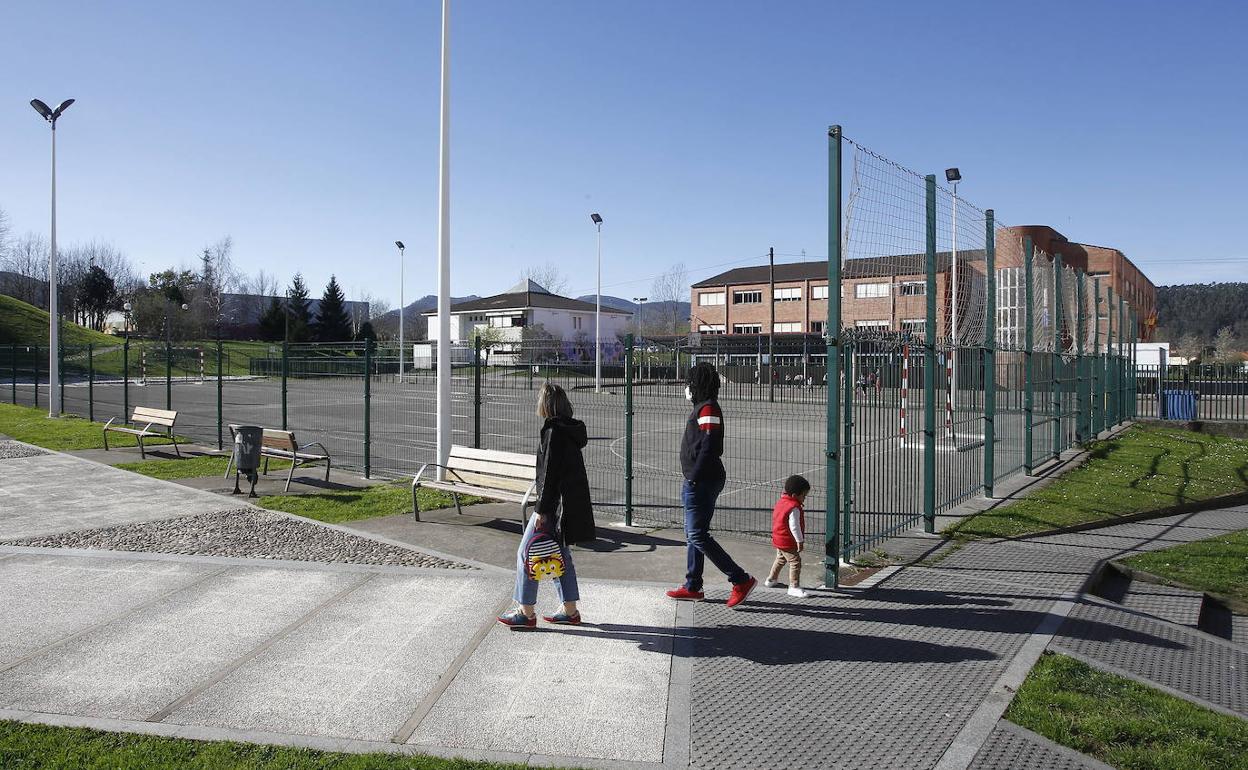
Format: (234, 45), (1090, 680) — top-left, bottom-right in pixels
(2, 0), (1245, 307)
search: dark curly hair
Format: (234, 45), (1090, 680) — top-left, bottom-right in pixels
(687, 362), (720, 403)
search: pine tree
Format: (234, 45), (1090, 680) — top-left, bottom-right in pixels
(286, 274), (313, 342)
(315, 275), (353, 342)
(258, 297), (286, 341)
(355, 321), (377, 344)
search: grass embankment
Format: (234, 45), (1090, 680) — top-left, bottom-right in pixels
(0, 721), (533, 770)
(0, 295), (116, 347)
(1007, 653), (1248, 770)
(0, 403), (154, 450)
(1121, 529), (1248, 606)
(946, 425), (1248, 540)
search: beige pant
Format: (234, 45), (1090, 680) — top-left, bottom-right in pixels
(767, 548), (801, 587)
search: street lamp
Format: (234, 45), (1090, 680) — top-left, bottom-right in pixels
(30, 97), (75, 418)
(945, 167), (962, 424)
(395, 240), (406, 382)
(591, 212), (603, 392)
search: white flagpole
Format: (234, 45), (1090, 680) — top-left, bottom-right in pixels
(435, 0), (452, 480)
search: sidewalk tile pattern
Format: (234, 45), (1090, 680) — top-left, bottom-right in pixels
(1051, 599), (1248, 717)
(168, 573), (509, 741)
(0, 566), (358, 719)
(1117, 581), (1203, 628)
(410, 581), (675, 762)
(968, 722), (1109, 770)
(0, 554), (215, 667)
(687, 570), (1055, 770)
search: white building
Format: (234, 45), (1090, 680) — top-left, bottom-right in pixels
(422, 280), (632, 360)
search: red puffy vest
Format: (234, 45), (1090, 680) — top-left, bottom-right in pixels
(771, 494), (805, 551)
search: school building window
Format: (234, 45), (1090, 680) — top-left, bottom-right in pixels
(732, 323), (763, 334)
(812, 285), (829, 300)
(773, 287), (802, 302)
(697, 324), (726, 335)
(732, 290), (763, 305)
(901, 319), (926, 336)
(699, 291), (725, 306)
(855, 283), (889, 299)
(855, 319), (889, 329)
(811, 320), (825, 334)
(773, 322), (802, 333)
(898, 281), (926, 296)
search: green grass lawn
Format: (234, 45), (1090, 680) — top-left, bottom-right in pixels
(946, 425), (1248, 540)
(257, 482), (471, 524)
(115, 453), (292, 480)
(1121, 529), (1248, 606)
(1006, 653), (1248, 770)
(0, 295), (116, 347)
(0, 721), (533, 770)
(0, 402), (156, 451)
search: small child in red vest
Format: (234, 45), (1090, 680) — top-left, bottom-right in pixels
(765, 475), (810, 598)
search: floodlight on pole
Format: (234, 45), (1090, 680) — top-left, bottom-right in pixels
(30, 96), (74, 418)
(395, 241), (406, 383)
(591, 213), (603, 392)
(945, 167), (962, 425)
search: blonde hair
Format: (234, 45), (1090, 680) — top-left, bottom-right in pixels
(537, 382), (574, 419)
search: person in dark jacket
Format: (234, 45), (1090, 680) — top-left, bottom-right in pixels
(498, 382), (596, 629)
(666, 363), (757, 608)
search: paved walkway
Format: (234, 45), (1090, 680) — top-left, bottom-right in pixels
(0, 440), (1244, 769)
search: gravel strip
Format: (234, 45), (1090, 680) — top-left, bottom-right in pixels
(0, 507), (473, 569)
(0, 440), (47, 460)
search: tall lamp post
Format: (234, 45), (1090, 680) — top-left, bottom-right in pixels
(945, 167), (962, 418)
(591, 212), (603, 392)
(30, 97), (75, 418)
(633, 296), (647, 379)
(395, 240), (406, 382)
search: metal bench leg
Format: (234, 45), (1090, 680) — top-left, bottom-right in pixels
(137, 435), (146, 460)
(453, 492), (463, 516)
(285, 459), (296, 492)
(324, 457), (331, 482)
(412, 483), (422, 522)
(223, 452), (234, 479)
(172, 432), (182, 458)
(103, 429), (110, 452)
(262, 456), (269, 475)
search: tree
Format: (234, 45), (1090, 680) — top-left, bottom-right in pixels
(314, 275), (353, 342)
(355, 321), (377, 344)
(0, 233), (48, 307)
(520, 262), (568, 295)
(77, 265), (117, 331)
(196, 236), (236, 335)
(521, 322), (558, 363)
(651, 262), (689, 334)
(258, 298), (286, 342)
(286, 274), (313, 342)
(1213, 326), (1240, 364)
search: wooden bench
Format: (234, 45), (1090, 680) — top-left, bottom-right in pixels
(103, 407), (180, 459)
(223, 425), (332, 492)
(411, 445), (537, 522)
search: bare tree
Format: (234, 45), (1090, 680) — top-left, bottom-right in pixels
(0, 207), (10, 261)
(520, 262), (569, 295)
(0, 232), (48, 306)
(651, 262), (689, 334)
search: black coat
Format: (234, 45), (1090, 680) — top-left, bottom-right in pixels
(534, 416), (596, 545)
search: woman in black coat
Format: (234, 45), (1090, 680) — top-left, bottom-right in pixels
(497, 382), (596, 629)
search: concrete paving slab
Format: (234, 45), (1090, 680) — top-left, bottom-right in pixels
(0, 452), (229, 539)
(168, 572), (510, 741)
(968, 721), (1112, 770)
(0, 554), (217, 668)
(0, 565), (359, 720)
(409, 580), (677, 762)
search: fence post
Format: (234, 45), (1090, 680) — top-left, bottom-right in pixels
(983, 210), (996, 497)
(473, 336), (482, 449)
(922, 173), (937, 533)
(34, 347), (40, 408)
(123, 338), (130, 420)
(58, 342), (64, 415)
(216, 340), (224, 451)
(1091, 279), (1102, 434)
(1051, 254), (1063, 460)
(624, 334), (635, 527)
(1075, 269), (1085, 444)
(1118, 297), (1127, 424)
(281, 339), (289, 430)
(1106, 288), (1116, 425)
(1023, 236), (1035, 474)
(1130, 308), (1138, 419)
(11, 343), (17, 404)
(88, 344), (95, 422)
(165, 341), (173, 411)
(824, 125), (844, 587)
(364, 339), (372, 479)
(842, 341), (855, 545)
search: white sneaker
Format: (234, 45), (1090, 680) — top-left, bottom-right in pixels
(764, 578), (779, 588)
(787, 586), (810, 598)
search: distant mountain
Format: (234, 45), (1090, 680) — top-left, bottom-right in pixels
(577, 295), (691, 333)
(374, 294), (481, 323)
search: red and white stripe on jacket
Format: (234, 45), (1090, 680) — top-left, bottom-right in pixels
(697, 404), (722, 431)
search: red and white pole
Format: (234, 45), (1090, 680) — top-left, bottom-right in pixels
(900, 345), (909, 447)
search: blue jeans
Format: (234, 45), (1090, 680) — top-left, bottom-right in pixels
(514, 513), (580, 606)
(682, 478), (747, 591)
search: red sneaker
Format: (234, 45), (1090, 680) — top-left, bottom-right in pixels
(726, 576), (757, 609)
(666, 586), (706, 601)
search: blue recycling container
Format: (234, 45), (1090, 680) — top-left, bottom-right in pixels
(1163, 390), (1196, 421)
